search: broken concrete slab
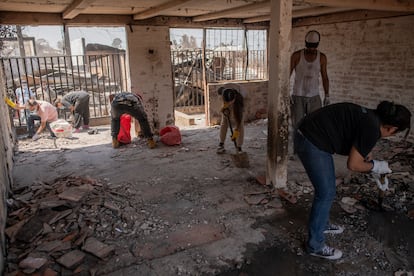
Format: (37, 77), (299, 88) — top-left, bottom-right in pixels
(58, 184), (94, 202)
(56, 250), (85, 269)
(82, 237), (115, 259)
(16, 216), (44, 243)
(35, 240), (64, 252)
(19, 256), (47, 270)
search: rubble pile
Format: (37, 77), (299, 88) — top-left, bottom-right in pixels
(344, 139), (414, 217)
(5, 176), (135, 275)
(287, 139), (414, 219)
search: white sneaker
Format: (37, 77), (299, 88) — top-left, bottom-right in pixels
(216, 145), (225, 154)
(324, 224), (344, 234)
(309, 245), (343, 260)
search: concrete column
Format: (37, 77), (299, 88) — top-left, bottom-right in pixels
(126, 25), (175, 132)
(266, 0), (292, 188)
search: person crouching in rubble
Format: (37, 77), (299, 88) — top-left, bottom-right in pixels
(294, 101), (411, 260)
(109, 92), (156, 149)
(54, 90), (90, 133)
(14, 99), (58, 140)
(216, 84), (246, 154)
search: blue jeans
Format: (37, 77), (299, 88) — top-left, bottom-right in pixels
(27, 115), (56, 137)
(294, 130), (336, 252)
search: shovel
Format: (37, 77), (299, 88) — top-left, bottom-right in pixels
(225, 112), (249, 168)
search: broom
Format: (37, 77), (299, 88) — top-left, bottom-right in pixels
(225, 112), (249, 168)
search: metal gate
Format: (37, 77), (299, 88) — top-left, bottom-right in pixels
(1, 53), (128, 127)
(170, 28), (268, 110)
(171, 47), (267, 109)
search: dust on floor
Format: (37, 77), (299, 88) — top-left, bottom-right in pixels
(5, 120), (414, 275)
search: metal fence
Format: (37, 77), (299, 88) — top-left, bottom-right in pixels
(1, 53), (127, 127)
(171, 48), (267, 108)
(171, 28), (267, 109)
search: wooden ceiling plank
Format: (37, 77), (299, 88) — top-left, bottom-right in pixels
(133, 0), (193, 20)
(293, 7), (355, 18)
(243, 6), (354, 23)
(304, 0), (414, 12)
(63, 0), (96, 20)
(192, 0), (270, 22)
(293, 9), (413, 27)
(243, 15), (270, 23)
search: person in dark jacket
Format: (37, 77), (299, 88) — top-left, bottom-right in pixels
(294, 101), (411, 260)
(54, 90), (90, 133)
(109, 92), (156, 149)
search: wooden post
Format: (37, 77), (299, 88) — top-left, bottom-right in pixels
(202, 28), (209, 126)
(266, 0), (292, 188)
(16, 25), (25, 58)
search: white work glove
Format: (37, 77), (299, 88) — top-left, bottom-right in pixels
(371, 160), (392, 174)
(372, 173), (389, 191)
(323, 96), (330, 106)
(32, 133), (40, 141)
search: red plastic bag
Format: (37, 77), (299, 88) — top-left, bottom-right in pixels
(118, 114), (131, 144)
(160, 125), (182, 146)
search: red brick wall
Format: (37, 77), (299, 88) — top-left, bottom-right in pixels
(291, 15), (414, 140)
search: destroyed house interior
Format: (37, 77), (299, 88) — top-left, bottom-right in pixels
(0, 0), (414, 275)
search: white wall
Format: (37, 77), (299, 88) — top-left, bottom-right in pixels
(126, 26), (175, 133)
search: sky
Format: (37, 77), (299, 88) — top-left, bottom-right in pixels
(22, 25), (127, 49)
(21, 26), (266, 51)
(23, 26), (201, 50)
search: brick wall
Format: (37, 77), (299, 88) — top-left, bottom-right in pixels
(207, 81), (268, 126)
(291, 15), (414, 140)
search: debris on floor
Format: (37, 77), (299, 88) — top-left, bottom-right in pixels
(7, 122), (414, 275)
(5, 176), (124, 275)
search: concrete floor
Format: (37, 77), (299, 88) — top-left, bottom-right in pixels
(8, 119), (414, 275)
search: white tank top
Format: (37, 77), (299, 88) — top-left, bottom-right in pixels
(293, 49), (321, 97)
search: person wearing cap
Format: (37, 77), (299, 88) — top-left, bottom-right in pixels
(290, 30), (329, 128)
(109, 92), (156, 149)
(54, 90), (90, 133)
(216, 83), (246, 154)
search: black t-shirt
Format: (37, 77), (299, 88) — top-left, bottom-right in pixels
(298, 102), (381, 157)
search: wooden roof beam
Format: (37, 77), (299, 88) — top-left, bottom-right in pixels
(63, 0), (96, 20)
(243, 6), (354, 23)
(243, 15), (270, 23)
(192, 0), (270, 22)
(133, 0), (193, 20)
(293, 6), (354, 18)
(304, 0), (414, 12)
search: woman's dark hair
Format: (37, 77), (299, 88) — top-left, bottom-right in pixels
(25, 99), (38, 108)
(376, 101), (411, 138)
(53, 97), (62, 107)
(222, 88), (236, 102)
(221, 88), (244, 125)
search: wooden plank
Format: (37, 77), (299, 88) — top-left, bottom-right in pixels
(63, 0), (97, 20)
(305, 0), (414, 12)
(133, 0), (193, 20)
(192, 1), (270, 22)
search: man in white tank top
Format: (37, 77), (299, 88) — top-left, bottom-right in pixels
(290, 30), (330, 128)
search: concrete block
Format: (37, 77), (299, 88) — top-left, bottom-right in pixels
(56, 250), (85, 269)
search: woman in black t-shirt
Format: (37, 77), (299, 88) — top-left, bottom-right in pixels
(294, 101), (411, 260)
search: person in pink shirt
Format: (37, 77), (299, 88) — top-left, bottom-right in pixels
(16, 99), (58, 140)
